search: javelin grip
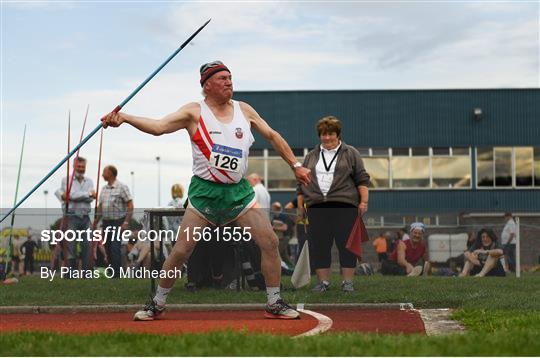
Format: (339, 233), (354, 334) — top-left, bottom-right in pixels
(0, 19), (211, 224)
(100, 105), (122, 121)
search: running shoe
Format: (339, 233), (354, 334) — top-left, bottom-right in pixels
(133, 299), (165, 321)
(311, 281), (330, 292)
(341, 280), (355, 292)
(264, 299), (300, 319)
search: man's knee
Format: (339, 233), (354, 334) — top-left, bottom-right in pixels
(258, 232), (279, 253)
(170, 244), (195, 262)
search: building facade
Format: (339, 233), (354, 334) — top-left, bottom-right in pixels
(236, 89), (540, 222)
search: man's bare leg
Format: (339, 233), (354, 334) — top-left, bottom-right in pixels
(235, 206), (299, 319)
(158, 208), (210, 289)
(134, 208), (209, 321)
(235, 207), (280, 287)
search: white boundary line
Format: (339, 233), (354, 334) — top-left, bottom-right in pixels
(294, 309), (333, 338)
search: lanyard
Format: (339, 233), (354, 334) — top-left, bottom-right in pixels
(321, 145), (341, 172)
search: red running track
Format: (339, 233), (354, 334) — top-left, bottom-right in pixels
(0, 309), (425, 336)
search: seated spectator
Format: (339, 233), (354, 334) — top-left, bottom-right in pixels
(459, 228), (505, 277)
(382, 222), (431, 276)
(448, 231), (477, 272)
(398, 227), (410, 241)
(386, 231), (399, 253)
(127, 231), (168, 269)
(271, 202), (294, 268)
(285, 197), (311, 264)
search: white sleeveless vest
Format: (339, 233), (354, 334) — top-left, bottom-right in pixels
(191, 100), (255, 183)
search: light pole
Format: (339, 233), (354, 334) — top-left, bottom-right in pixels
(156, 156), (161, 206)
(130, 171), (135, 198)
(43, 189), (49, 229)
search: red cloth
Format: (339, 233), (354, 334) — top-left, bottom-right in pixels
(346, 217), (370, 260)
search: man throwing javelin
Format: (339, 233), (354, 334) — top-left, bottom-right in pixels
(103, 61), (311, 320)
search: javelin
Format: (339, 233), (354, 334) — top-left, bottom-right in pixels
(0, 18), (211, 223)
(63, 104), (90, 226)
(2, 125), (27, 279)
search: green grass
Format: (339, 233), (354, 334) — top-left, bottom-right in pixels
(1, 274), (540, 356)
(2, 329), (540, 356)
(3, 274), (540, 309)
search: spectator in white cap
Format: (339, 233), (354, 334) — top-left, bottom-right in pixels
(381, 222), (431, 276)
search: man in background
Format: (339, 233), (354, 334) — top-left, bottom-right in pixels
(501, 212), (516, 273)
(382, 223), (430, 276)
(55, 157), (95, 270)
(372, 232), (388, 263)
(93, 165), (134, 278)
(247, 173), (271, 210)
(271, 201), (294, 268)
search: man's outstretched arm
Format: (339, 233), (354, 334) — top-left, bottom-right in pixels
(102, 102), (199, 136)
(240, 102), (311, 185)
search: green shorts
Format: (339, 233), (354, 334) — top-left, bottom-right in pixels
(188, 176), (256, 226)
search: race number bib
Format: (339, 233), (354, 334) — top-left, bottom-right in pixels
(210, 144), (243, 173)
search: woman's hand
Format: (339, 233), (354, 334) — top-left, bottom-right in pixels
(358, 201), (368, 216)
(297, 206), (306, 221)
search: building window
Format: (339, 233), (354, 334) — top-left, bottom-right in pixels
(477, 147), (494, 187)
(515, 147), (534, 187)
(391, 157), (430, 188)
(372, 148), (390, 156)
(363, 158), (390, 189)
(412, 147), (429, 156)
(437, 215), (458, 226)
(452, 147), (470, 156)
(364, 215), (459, 228)
(266, 158), (303, 189)
(363, 146), (472, 190)
(364, 215), (383, 227)
(268, 148), (304, 157)
(433, 147), (450, 156)
(494, 147), (512, 187)
(535, 147), (540, 187)
(383, 215), (405, 227)
(477, 146), (539, 189)
(356, 147), (370, 156)
(432, 152), (471, 188)
(392, 147), (409, 156)
(415, 215), (436, 226)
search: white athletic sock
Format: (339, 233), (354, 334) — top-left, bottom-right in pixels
(154, 285), (171, 307)
(266, 287), (281, 305)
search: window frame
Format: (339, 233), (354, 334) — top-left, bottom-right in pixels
(475, 147), (540, 190)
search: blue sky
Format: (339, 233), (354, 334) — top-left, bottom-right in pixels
(1, 1), (539, 213)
